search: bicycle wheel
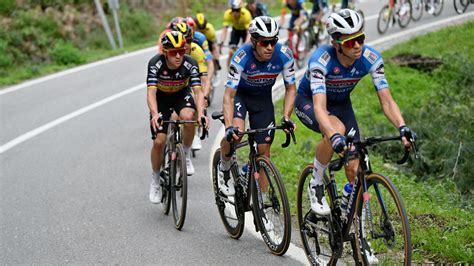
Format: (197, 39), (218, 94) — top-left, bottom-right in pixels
(432, 0), (444, 16)
(160, 145), (172, 215)
(377, 5), (392, 34)
(211, 149), (245, 239)
(252, 155), (291, 255)
(294, 31), (311, 69)
(297, 165), (334, 264)
(454, 0), (469, 14)
(397, 0), (412, 28)
(354, 173), (411, 265)
(171, 143), (187, 230)
(411, 0), (424, 21)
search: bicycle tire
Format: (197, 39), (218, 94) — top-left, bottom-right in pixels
(295, 31), (310, 69)
(211, 149), (245, 239)
(161, 145), (172, 215)
(397, 0), (412, 28)
(251, 155), (291, 255)
(172, 143), (187, 230)
(297, 165), (335, 265)
(377, 5), (392, 35)
(411, 0), (424, 21)
(454, 0), (469, 14)
(353, 173), (411, 265)
(432, 0), (444, 16)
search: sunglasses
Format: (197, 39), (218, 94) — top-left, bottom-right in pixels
(336, 32), (365, 48)
(257, 38), (278, 47)
(185, 38), (193, 45)
(166, 48), (186, 57)
(232, 8), (241, 13)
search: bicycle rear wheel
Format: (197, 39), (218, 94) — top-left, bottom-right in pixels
(411, 0), (424, 21)
(454, 0), (469, 14)
(354, 173), (411, 265)
(397, 0), (412, 28)
(252, 155), (291, 255)
(160, 145), (172, 215)
(211, 149), (245, 239)
(377, 5), (392, 34)
(294, 31), (311, 69)
(297, 165), (334, 264)
(171, 143), (187, 230)
(432, 0), (444, 16)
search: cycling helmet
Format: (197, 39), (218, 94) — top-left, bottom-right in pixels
(229, 0), (242, 9)
(161, 31), (185, 50)
(326, 9), (364, 37)
(249, 16), (279, 39)
(167, 16), (183, 29)
(183, 16), (196, 30)
(171, 22), (193, 40)
(195, 13), (207, 30)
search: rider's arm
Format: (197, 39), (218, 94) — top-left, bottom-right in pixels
(223, 87), (237, 128)
(220, 10), (231, 53)
(146, 56), (161, 130)
(188, 59), (206, 120)
(282, 46), (297, 119)
(377, 89), (406, 129)
(280, 0), (287, 27)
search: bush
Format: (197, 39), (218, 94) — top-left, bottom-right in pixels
(50, 41), (84, 65)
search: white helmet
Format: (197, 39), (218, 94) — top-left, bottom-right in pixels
(326, 9), (364, 36)
(249, 16), (279, 39)
(229, 0), (242, 9)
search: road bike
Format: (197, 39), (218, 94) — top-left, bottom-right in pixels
(297, 129), (418, 265)
(377, 0), (413, 34)
(156, 118), (207, 230)
(411, 0), (444, 21)
(211, 111), (296, 255)
(454, 0), (473, 14)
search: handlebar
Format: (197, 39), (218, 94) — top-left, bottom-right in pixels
(153, 119), (208, 140)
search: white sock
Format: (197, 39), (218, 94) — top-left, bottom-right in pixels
(311, 158), (328, 188)
(219, 154), (232, 171)
(152, 171), (160, 183)
(184, 145), (191, 156)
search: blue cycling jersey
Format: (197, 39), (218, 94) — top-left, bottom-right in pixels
(226, 43), (296, 96)
(287, 0), (305, 15)
(193, 31), (212, 60)
(298, 44), (388, 103)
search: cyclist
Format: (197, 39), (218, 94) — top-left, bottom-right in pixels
(294, 9), (415, 262)
(245, 0), (269, 18)
(195, 13), (220, 71)
(217, 16), (297, 200)
(147, 31), (208, 204)
(280, 0), (308, 58)
(219, 0), (253, 67)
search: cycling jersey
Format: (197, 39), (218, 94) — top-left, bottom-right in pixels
(146, 54), (201, 94)
(198, 22), (217, 42)
(193, 31), (213, 60)
(223, 8), (252, 30)
(282, 0), (306, 16)
(190, 42), (208, 75)
(226, 42), (296, 96)
(247, 2), (269, 18)
(298, 44), (388, 103)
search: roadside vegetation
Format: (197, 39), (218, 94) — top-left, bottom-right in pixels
(269, 21), (473, 263)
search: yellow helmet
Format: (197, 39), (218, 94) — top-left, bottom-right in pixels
(195, 13), (207, 30)
(161, 30), (185, 50)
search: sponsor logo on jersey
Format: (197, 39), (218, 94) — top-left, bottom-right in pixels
(281, 46), (293, 60)
(150, 66), (158, 75)
(184, 61), (193, 69)
(295, 107), (313, 125)
(333, 66), (340, 74)
(311, 68), (325, 80)
(375, 63), (385, 75)
(303, 104), (311, 111)
(363, 49), (379, 64)
(163, 70), (168, 75)
(251, 63), (256, 69)
(229, 64), (238, 78)
(156, 61), (162, 69)
(318, 51), (330, 66)
(326, 78), (360, 88)
(234, 50), (246, 63)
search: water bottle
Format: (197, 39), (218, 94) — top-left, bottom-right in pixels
(241, 163), (249, 177)
(340, 183), (353, 219)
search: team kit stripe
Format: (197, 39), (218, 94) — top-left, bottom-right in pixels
(246, 73), (279, 80)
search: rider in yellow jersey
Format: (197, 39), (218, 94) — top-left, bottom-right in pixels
(195, 13), (220, 71)
(219, 0), (252, 67)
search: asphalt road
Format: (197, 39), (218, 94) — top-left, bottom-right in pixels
(1, 1), (473, 263)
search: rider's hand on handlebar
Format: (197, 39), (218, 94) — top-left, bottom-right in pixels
(200, 115), (209, 130)
(150, 112), (163, 132)
(399, 125), (416, 148)
(225, 126), (239, 142)
(330, 133), (347, 156)
(281, 116), (296, 133)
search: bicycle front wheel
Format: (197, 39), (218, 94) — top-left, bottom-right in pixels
(454, 0), (469, 14)
(294, 31), (311, 69)
(432, 0), (444, 16)
(171, 143), (187, 230)
(161, 145), (172, 215)
(252, 155), (291, 256)
(377, 5), (392, 34)
(354, 173), (411, 265)
(411, 0), (424, 21)
(211, 149), (245, 239)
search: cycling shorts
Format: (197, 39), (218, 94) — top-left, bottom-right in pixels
(229, 29), (248, 49)
(294, 94), (361, 141)
(233, 92), (275, 144)
(150, 88), (196, 136)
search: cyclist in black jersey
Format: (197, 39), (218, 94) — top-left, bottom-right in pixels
(246, 0), (269, 18)
(146, 31), (209, 204)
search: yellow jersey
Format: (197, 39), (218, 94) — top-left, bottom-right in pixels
(223, 7), (252, 30)
(199, 23), (217, 43)
(189, 42), (208, 75)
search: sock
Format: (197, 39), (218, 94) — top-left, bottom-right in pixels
(152, 171), (160, 183)
(219, 154), (232, 171)
(184, 145), (191, 156)
(311, 158), (328, 188)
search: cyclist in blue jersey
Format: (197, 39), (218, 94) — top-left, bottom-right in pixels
(294, 10), (415, 256)
(217, 16), (297, 198)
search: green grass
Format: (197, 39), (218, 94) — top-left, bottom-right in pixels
(268, 21), (474, 263)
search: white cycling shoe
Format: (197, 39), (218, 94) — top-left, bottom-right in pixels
(186, 155), (195, 176)
(218, 165), (235, 196)
(149, 177), (161, 204)
(308, 184), (331, 215)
